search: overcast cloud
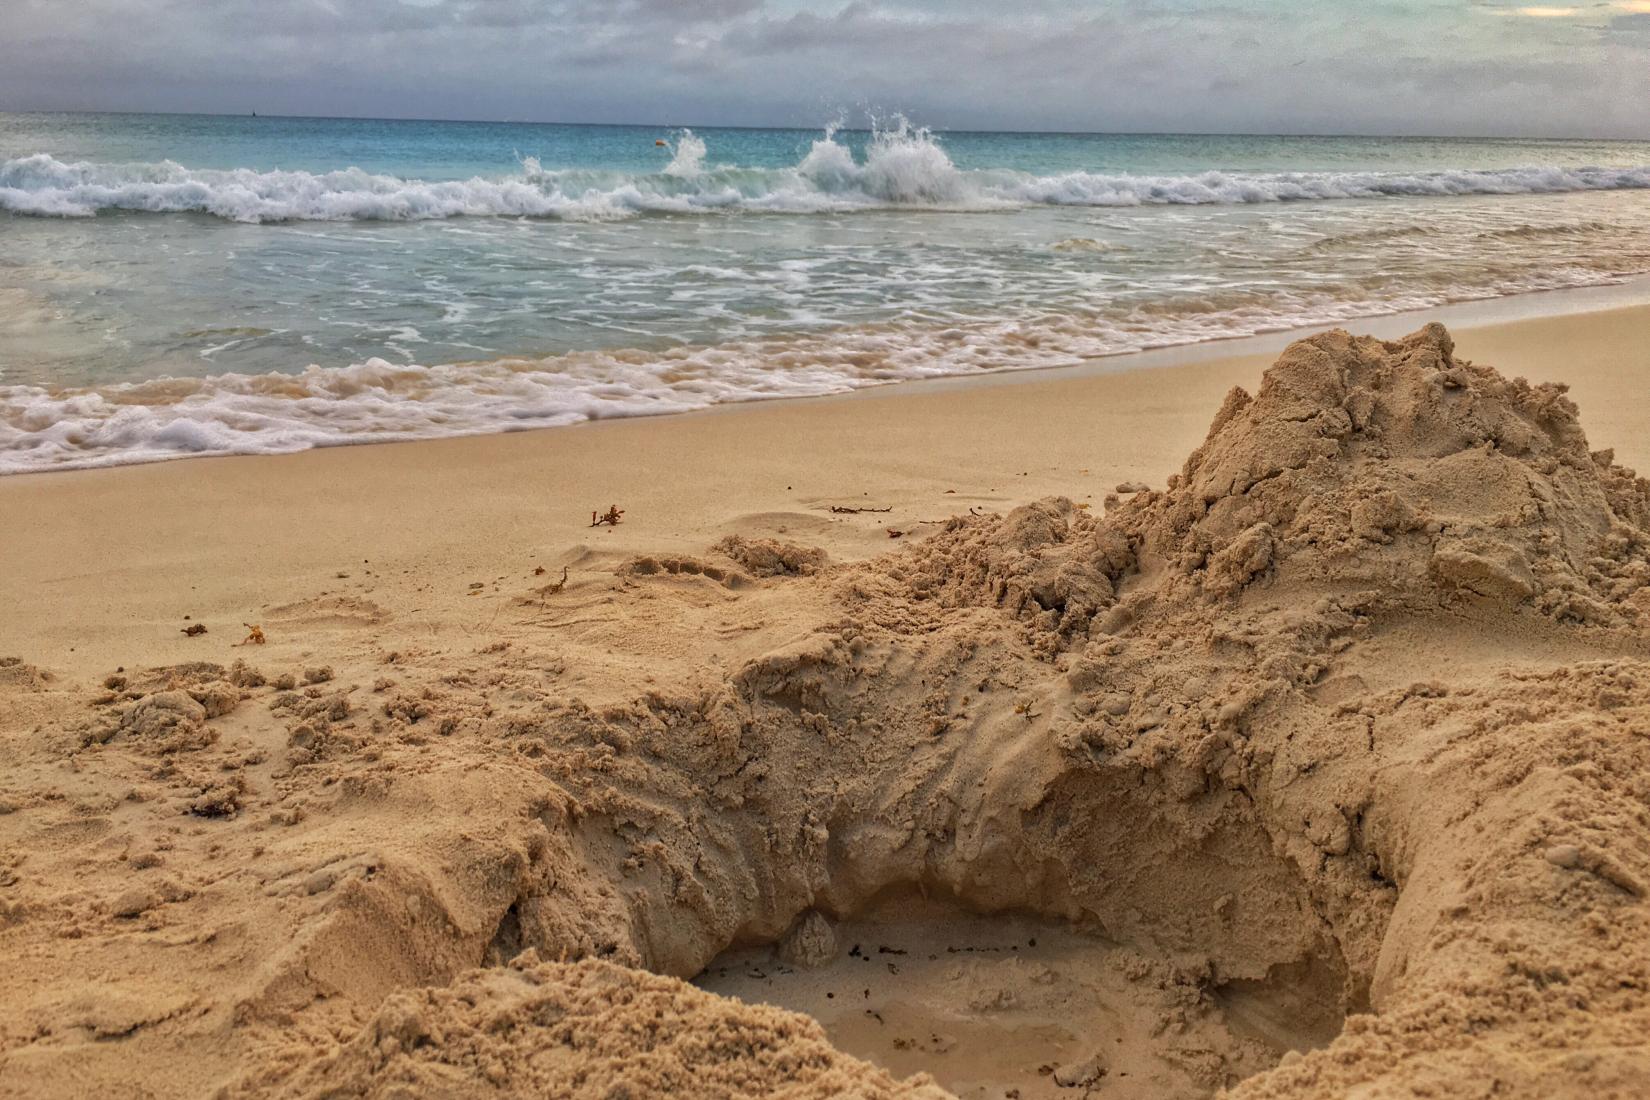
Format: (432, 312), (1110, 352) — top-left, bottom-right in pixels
(1, 0), (1646, 136)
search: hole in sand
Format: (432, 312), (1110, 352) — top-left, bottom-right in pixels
(695, 889), (1348, 1099)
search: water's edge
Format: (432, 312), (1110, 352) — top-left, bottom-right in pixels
(7, 274), (1646, 481)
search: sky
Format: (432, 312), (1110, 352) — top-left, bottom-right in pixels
(1, 0), (1647, 137)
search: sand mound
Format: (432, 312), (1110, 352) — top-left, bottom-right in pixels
(237, 954), (947, 1100)
(1, 325), (1647, 1099)
(1135, 322), (1650, 617)
(900, 323), (1650, 637)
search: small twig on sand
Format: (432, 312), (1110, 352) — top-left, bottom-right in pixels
(590, 505), (624, 528)
(536, 567), (571, 608)
(523, 616), (621, 630)
(830, 505), (892, 515)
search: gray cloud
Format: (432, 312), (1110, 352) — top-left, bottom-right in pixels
(0, 0), (1644, 137)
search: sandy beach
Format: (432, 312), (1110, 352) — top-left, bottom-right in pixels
(2, 304), (1649, 1098)
(5, 302), (1647, 678)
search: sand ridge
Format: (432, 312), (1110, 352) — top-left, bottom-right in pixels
(1, 324), (1648, 1098)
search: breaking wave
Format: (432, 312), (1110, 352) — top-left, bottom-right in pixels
(6, 121), (1650, 223)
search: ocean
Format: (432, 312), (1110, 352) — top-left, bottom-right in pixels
(4, 111), (1650, 473)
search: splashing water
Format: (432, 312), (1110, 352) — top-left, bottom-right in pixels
(663, 130), (708, 178)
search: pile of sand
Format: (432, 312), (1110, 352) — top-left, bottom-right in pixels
(1, 325), (1647, 1098)
(246, 953), (948, 1099)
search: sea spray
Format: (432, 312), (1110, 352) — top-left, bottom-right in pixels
(663, 130), (708, 178)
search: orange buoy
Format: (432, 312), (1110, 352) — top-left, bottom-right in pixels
(655, 140), (668, 147)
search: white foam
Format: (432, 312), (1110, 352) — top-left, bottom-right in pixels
(663, 130), (709, 178)
(7, 123), (1650, 223)
(5, 262), (1642, 475)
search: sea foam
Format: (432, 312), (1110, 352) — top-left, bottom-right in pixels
(3, 264), (1637, 475)
(6, 122), (1650, 223)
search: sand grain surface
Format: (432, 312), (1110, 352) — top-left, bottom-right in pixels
(2, 321), (1649, 1098)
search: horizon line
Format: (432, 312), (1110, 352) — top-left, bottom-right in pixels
(2, 106), (1646, 145)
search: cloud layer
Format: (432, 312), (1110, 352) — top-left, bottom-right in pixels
(0, 0), (1645, 137)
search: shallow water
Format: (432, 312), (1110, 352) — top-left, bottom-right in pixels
(4, 113), (1650, 472)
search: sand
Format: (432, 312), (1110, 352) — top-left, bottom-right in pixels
(1, 305), (1649, 1099)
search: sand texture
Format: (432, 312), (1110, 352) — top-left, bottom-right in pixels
(2, 322), (1649, 1098)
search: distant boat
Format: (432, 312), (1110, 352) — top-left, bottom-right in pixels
(655, 139), (667, 146)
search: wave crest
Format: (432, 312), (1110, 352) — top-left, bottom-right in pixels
(6, 123), (1650, 223)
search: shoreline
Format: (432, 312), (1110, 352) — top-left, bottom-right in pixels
(2, 300), (1646, 679)
(695, 270), (1650, 410)
(6, 272), (1650, 482)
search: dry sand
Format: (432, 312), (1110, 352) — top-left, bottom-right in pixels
(1, 306), (1649, 1099)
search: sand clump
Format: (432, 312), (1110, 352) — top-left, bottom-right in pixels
(260, 954), (948, 1100)
(0, 325), (1648, 1098)
(715, 535), (830, 578)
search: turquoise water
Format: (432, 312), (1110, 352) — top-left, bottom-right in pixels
(10, 111), (1649, 180)
(4, 111), (1650, 472)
